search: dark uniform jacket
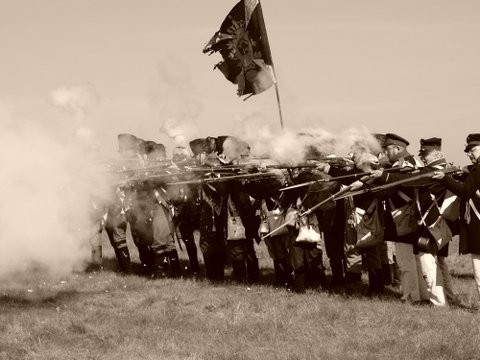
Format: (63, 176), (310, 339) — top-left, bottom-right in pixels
(440, 158), (480, 255)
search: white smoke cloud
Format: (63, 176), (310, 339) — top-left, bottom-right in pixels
(151, 55), (203, 152)
(160, 117), (198, 147)
(49, 83), (99, 123)
(234, 114), (381, 165)
(0, 93), (111, 280)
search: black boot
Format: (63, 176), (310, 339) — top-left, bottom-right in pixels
(246, 256), (260, 284)
(273, 260), (284, 287)
(330, 260), (344, 287)
(184, 238), (200, 274)
(203, 253), (224, 282)
(153, 252), (169, 279)
(381, 263), (392, 286)
(232, 260), (247, 283)
(279, 258), (294, 290)
(137, 245), (154, 277)
(168, 250), (181, 278)
(294, 267), (306, 294)
(114, 247), (131, 274)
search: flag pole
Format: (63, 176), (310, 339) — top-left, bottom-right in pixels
(255, 1), (285, 129)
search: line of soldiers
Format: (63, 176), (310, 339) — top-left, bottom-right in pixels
(89, 131), (480, 307)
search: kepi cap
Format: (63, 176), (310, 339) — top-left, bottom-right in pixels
(465, 133), (480, 153)
(420, 137), (442, 152)
(384, 133), (409, 148)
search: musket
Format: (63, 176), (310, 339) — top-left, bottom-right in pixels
(266, 164), (318, 170)
(332, 167), (463, 201)
(278, 166), (413, 192)
(166, 171), (280, 186)
(262, 174), (375, 239)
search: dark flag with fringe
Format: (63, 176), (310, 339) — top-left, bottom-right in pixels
(203, 0), (276, 97)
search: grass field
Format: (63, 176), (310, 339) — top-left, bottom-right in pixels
(1, 233), (480, 360)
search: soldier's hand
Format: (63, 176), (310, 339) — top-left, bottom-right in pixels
(316, 162), (330, 174)
(350, 180), (364, 190)
(432, 171), (445, 180)
(370, 169), (383, 178)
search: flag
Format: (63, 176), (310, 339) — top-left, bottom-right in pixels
(203, 0), (276, 97)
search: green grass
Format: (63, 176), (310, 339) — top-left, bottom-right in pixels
(1, 235), (480, 360)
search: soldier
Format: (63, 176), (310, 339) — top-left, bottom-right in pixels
(329, 153), (385, 295)
(169, 146), (200, 276)
(104, 133), (140, 274)
(190, 138), (228, 282)
(433, 133), (480, 307)
(374, 133), (428, 303)
(415, 137), (458, 305)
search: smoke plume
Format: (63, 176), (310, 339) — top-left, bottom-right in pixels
(0, 89), (110, 280)
(234, 115), (381, 165)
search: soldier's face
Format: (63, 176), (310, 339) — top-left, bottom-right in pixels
(385, 145), (400, 161)
(467, 146), (480, 163)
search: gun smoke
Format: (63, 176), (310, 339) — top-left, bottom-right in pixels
(0, 90), (110, 281)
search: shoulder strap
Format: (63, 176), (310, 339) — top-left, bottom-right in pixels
(468, 199), (480, 222)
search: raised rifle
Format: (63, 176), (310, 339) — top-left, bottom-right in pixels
(332, 166), (463, 201)
(278, 166), (413, 192)
(262, 174), (374, 239)
(166, 171), (280, 186)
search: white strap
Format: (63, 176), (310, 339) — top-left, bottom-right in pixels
(468, 199), (480, 222)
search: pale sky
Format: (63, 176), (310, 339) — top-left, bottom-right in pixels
(2, 0), (480, 164)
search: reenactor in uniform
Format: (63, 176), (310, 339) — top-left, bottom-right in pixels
(374, 133), (427, 303)
(434, 133), (480, 306)
(104, 133), (142, 274)
(169, 146), (201, 275)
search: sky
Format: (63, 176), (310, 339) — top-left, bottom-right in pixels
(2, 0), (480, 164)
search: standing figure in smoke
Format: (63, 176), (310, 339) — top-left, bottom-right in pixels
(126, 140), (181, 278)
(104, 133), (139, 274)
(190, 138), (228, 281)
(168, 146), (201, 276)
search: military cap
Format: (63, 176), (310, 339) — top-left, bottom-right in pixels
(172, 146), (189, 162)
(372, 133), (386, 148)
(189, 138), (206, 156)
(215, 135), (230, 154)
(464, 133), (480, 153)
(150, 142), (166, 160)
(144, 140), (157, 154)
(420, 137), (442, 152)
(135, 138), (147, 156)
(118, 133), (139, 153)
(384, 133), (409, 148)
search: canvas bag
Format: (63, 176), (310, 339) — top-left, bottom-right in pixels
(352, 199), (384, 248)
(226, 195), (246, 241)
(295, 213), (322, 244)
(416, 193), (452, 251)
(260, 199), (289, 236)
(439, 189), (460, 222)
(388, 190), (418, 237)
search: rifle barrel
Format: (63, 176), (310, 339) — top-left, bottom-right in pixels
(278, 166), (411, 192)
(166, 171), (279, 186)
